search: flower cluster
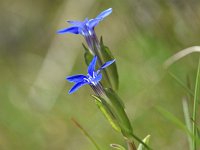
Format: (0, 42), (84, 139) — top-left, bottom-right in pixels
(58, 8), (118, 92)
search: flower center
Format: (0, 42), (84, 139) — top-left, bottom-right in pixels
(84, 72), (98, 86)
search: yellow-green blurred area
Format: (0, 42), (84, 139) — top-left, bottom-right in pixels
(1, 0), (200, 149)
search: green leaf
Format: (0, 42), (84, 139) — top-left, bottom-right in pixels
(182, 98), (193, 150)
(84, 51), (93, 66)
(192, 58), (200, 150)
(129, 133), (152, 150)
(92, 95), (121, 132)
(99, 37), (119, 91)
(156, 106), (192, 137)
(104, 88), (133, 138)
(94, 89), (152, 150)
(137, 135), (151, 150)
(83, 43), (93, 66)
(197, 128), (200, 138)
(110, 144), (126, 150)
(104, 88), (125, 109)
(82, 43), (89, 52)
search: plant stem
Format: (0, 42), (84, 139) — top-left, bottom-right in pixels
(71, 118), (101, 150)
(192, 58), (200, 150)
(127, 140), (137, 150)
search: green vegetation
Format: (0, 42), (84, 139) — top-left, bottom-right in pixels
(0, 0), (200, 149)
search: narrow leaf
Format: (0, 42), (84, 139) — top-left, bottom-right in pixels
(83, 43), (93, 66)
(130, 133), (152, 150)
(92, 95), (121, 132)
(104, 88), (132, 138)
(192, 58), (200, 150)
(104, 89), (153, 149)
(197, 128), (200, 138)
(99, 37), (119, 91)
(82, 43), (89, 52)
(182, 97), (193, 150)
(156, 107), (192, 137)
(137, 135), (151, 150)
(104, 88), (125, 108)
(164, 46), (200, 68)
(71, 118), (101, 150)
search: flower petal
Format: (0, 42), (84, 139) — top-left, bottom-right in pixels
(66, 74), (87, 83)
(96, 8), (112, 20)
(69, 81), (88, 94)
(57, 26), (79, 34)
(88, 18), (101, 28)
(100, 59), (115, 70)
(88, 56), (97, 76)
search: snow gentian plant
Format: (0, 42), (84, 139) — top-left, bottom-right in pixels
(58, 8), (151, 150)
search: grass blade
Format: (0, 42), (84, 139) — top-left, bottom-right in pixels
(168, 72), (194, 97)
(192, 58), (200, 150)
(130, 133), (152, 150)
(164, 46), (200, 68)
(156, 106), (192, 137)
(182, 97), (193, 150)
(92, 95), (121, 132)
(137, 135), (151, 150)
(71, 118), (101, 150)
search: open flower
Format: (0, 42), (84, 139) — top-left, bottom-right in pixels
(57, 8), (112, 36)
(57, 8), (112, 53)
(66, 56), (115, 94)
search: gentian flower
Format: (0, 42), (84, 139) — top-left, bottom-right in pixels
(66, 56), (115, 94)
(57, 8), (112, 54)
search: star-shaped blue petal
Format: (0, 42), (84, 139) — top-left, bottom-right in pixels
(57, 8), (112, 36)
(66, 56), (115, 94)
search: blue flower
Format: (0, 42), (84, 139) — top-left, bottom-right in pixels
(66, 56), (115, 94)
(57, 8), (112, 36)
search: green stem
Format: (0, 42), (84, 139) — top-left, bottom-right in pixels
(192, 58), (200, 150)
(130, 133), (152, 150)
(168, 72), (194, 97)
(71, 118), (101, 150)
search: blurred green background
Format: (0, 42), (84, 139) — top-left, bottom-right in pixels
(0, 0), (200, 150)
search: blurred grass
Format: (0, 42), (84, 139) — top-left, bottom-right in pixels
(0, 0), (200, 150)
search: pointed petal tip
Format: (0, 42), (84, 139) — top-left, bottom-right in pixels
(107, 8), (112, 12)
(66, 74), (86, 83)
(68, 90), (73, 94)
(57, 30), (65, 34)
(96, 8), (113, 20)
(68, 81), (88, 95)
(102, 8), (113, 14)
(88, 56), (98, 75)
(66, 76), (72, 81)
(57, 30), (68, 34)
(57, 26), (80, 34)
(111, 59), (115, 62)
(66, 77), (71, 82)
